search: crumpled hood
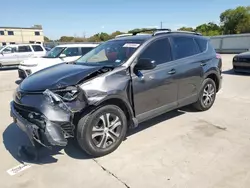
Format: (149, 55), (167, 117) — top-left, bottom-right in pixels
(20, 63), (103, 92)
(20, 57), (62, 66)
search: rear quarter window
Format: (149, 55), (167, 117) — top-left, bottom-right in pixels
(171, 36), (200, 60)
(195, 38), (208, 52)
(32, 45), (44, 52)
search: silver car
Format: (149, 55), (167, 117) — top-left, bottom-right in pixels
(0, 44), (46, 67)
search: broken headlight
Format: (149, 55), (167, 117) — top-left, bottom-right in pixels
(53, 86), (79, 102)
(43, 86), (79, 104)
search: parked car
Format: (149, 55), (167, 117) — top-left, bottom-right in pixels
(232, 51), (250, 73)
(10, 29), (222, 157)
(0, 44), (46, 67)
(17, 43), (99, 79)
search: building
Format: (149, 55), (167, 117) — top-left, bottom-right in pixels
(0, 25), (44, 46)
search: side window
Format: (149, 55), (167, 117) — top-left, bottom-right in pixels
(139, 38), (172, 65)
(17, 45), (32, 53)
(8, 31), (14, 35)
(172, 37), (200, 60)
(3, 47), (16, 53)
(32, 45), (44, 52)
(195, 38), (208, 52)
(81, 47), (94, 55)
(62, 47), (80, 57)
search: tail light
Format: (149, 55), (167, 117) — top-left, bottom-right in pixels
(216, 53), (222, 74)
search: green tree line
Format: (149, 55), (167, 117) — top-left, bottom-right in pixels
(44, 6), (250, 43)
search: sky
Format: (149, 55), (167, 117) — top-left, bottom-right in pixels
(1, 0), (249, 39)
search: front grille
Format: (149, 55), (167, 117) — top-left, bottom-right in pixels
(238, 57), (250, 63)
(13, 103), (45, 128)
(18, 69), (27, 79)
(234, 65), (250, 70)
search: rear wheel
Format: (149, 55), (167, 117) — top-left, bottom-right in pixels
(193, 78), (216, 111)
(76, 105), (127, 157)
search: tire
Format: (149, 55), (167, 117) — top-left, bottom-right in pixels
(76, 105), (127, 157)
(193, 78), (216, 111)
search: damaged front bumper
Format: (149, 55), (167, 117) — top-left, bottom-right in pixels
(10, 101), (68, 147)
(10, 87), (86, 148)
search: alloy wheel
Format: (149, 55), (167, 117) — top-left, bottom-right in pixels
(91, 113), (122, 149)
(202, 83), (215, 107)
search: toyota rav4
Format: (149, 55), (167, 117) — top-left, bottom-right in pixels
(10, 29), (222, 157)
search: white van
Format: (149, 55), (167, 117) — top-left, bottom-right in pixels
(18, 43), (99, 79)
(0, 44), (46, 66)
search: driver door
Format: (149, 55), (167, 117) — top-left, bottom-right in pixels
(132, 37), (178, 122)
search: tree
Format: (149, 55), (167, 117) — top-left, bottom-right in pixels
(44, 36), (51, 42)
(195, 22), (221, 36)
(99, 32), (111, 41)
(220, 6), (250, 34)
(110, 31), (125, 38)
(128, 28), (157, 34)
(178, 27), (194, 32)
(59, 36), (74, 42)
(87, 34), (101, 42)
(74, 37), (87, 42)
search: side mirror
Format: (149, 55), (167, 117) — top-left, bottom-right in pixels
(59, 54), (66, 58)
(134, 58), (156, 71)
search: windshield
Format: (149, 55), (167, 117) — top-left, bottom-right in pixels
(45, 47), (65, 58)
(76, 40), (144, 66)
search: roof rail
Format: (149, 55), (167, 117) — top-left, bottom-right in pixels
(153, 30), (202, 36)
(115, 33), (149, 38)
(132, 28), (171, 36)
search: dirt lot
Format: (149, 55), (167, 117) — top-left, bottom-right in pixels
(0, 54), (250, 188)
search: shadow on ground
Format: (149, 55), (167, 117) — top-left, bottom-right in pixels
(0, 66), (17, 71)
(3, 109), (187, 163)
(222, 69), (250, 76)
(3, 123), (64, 164)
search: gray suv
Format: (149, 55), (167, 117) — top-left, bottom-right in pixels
(10, 29), (222, 159)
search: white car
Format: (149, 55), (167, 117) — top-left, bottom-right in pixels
(18, 43), (99, 79)
(0, 44), (46, 67)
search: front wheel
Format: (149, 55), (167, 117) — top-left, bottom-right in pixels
(76, 105), (127, 157)
(193, 78), (216, 111)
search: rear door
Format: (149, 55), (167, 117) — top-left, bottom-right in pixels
(81, 47), (94, 56)
(16, 45), (34, 62)
(169, 36), (203, 106)
(61, 47), (82, 62)
(132, 37), (178, 122)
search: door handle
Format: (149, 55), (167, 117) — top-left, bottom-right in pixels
(168, 69), (176, 75)
(200, 62), (207, 66)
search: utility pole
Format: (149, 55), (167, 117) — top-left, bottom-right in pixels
(160, 21), (163, 29)
(21, 29), (24, 43)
